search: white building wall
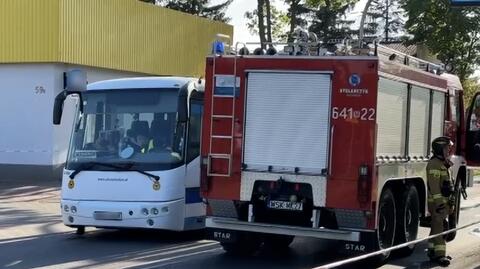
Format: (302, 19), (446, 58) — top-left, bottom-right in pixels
(0, 63), (144, 170)
(0, 64), (56, 165)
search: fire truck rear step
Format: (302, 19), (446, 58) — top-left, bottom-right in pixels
(207, 217), (360, 242)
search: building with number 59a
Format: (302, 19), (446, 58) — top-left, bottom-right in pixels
(0, 0), (232, 181)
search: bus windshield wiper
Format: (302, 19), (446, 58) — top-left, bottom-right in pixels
(69, 161), (159, 181)
(69, 162), (134, 179)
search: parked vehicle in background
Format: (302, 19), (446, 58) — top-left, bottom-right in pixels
(53, 76), (205, 234)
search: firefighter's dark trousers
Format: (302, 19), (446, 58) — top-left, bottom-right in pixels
(428, 201), (449, 258)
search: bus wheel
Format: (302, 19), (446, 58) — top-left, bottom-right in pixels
(220, 233), (262, 256)
(262, 234), (294, 252)
(76, 226), (85, 235)
(375, 187), (396, 261)
(395, 184), (419, 256)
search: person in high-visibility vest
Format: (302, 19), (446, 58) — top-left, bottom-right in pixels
(427, 136), (455, 267)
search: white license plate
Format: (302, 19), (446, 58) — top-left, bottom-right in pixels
(267, 200), (303, 211)
(93, 211), (122, 220)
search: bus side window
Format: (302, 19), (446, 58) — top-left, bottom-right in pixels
(187, 101), (203, 163)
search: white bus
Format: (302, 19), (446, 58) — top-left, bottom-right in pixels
(53, 76), (205, 234)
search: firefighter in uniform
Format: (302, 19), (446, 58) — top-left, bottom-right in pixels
(427, 136), (455, 267)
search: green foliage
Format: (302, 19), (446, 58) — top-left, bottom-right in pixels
(307, 0), (359, 42)
(403, 0), (480, 82)
(364, 0), (405, 41)
(284, 0), (313, 41)
(463, 78), (480, 108)
(140, 0), (232, 22)
(245, 2), (289, 41)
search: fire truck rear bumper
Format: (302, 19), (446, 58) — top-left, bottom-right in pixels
(206, 217), (361, 242)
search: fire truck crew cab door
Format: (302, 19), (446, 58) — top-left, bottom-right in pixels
(244, 72), (331, 174)
(466, 92), (480, 165)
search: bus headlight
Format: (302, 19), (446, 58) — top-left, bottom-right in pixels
(141, 208), (149, 216)
(63, 205), (70, 213)
(151, 208), (159, 215)
(71, 206), (77, 213)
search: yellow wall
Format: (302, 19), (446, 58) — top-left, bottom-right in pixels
(0, 0), (60, 62)
(0, 0), (233, 76)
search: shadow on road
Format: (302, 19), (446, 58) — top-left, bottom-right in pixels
(0, 228), (211, 269)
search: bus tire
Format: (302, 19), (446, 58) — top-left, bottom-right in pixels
(76, 226), (85, 235)
(374, 187), (396, 262)
(394, 184), (419, 256)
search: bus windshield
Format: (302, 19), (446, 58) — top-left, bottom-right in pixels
(66, 88), (186, 171)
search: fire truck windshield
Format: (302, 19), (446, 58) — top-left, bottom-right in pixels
(65, 88), (186, 171)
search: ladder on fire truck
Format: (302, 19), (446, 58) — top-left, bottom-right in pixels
(207, 36), (241, 177)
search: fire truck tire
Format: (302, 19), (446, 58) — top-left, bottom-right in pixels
(262, 234), (294, 251)
(394, 184), (419, 256)
(220, 233), (262, 256)
(445, 188), (461, 242)
(375, 187), (396, 261)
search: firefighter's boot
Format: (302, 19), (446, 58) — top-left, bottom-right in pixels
(431, 255), (451, 267)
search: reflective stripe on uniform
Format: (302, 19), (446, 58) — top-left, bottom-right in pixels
(429, 169), (448, 177)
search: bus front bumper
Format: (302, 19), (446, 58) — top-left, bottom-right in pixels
(61, 199), (186, 230)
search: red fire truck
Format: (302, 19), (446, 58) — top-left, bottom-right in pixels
(200, 38), (476, 258)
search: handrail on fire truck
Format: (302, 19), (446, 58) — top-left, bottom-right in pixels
(216, 33), (446, 77)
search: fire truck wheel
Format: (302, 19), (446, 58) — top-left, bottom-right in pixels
(375, 187), (396, 260)
(445, 188), (461, 242)
(394, 184), (419, 256)
(220, 233), (262, 256)
(76, 226), (85, 235)
(262, 234), (294, 251)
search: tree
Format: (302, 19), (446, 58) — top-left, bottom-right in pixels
(140, 0), (232, 22)
(403, 0), (480, 82)
(307, 0), (359, 42)
(245, 0), (289, 47)
(363, 0), (405, 41)
(284, 0), (312, 42)
(463, 78), (480, 108)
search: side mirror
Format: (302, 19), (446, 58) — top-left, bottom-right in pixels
(53, 90), (84, 125)
(53, 91), (67, 125)
(54, 70), (87, 125)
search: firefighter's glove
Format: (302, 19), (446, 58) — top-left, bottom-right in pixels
(441, 180), (454, 197)
(436, 203), (446, 214)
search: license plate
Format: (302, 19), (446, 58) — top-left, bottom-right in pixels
(267, 200), (303, 211)
(93, 211), (122, 220)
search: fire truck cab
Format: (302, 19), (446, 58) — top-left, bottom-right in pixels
(200, 38), (475, 257)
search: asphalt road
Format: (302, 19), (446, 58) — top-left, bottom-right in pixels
(1, 181), (480, 269)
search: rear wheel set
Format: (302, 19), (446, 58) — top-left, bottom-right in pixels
(373, 184), (420, 262)
(394, 184), (420, 256)
(374, 187), (397, 261)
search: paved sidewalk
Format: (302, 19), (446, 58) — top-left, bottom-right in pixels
(0, 180), (68, 241)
